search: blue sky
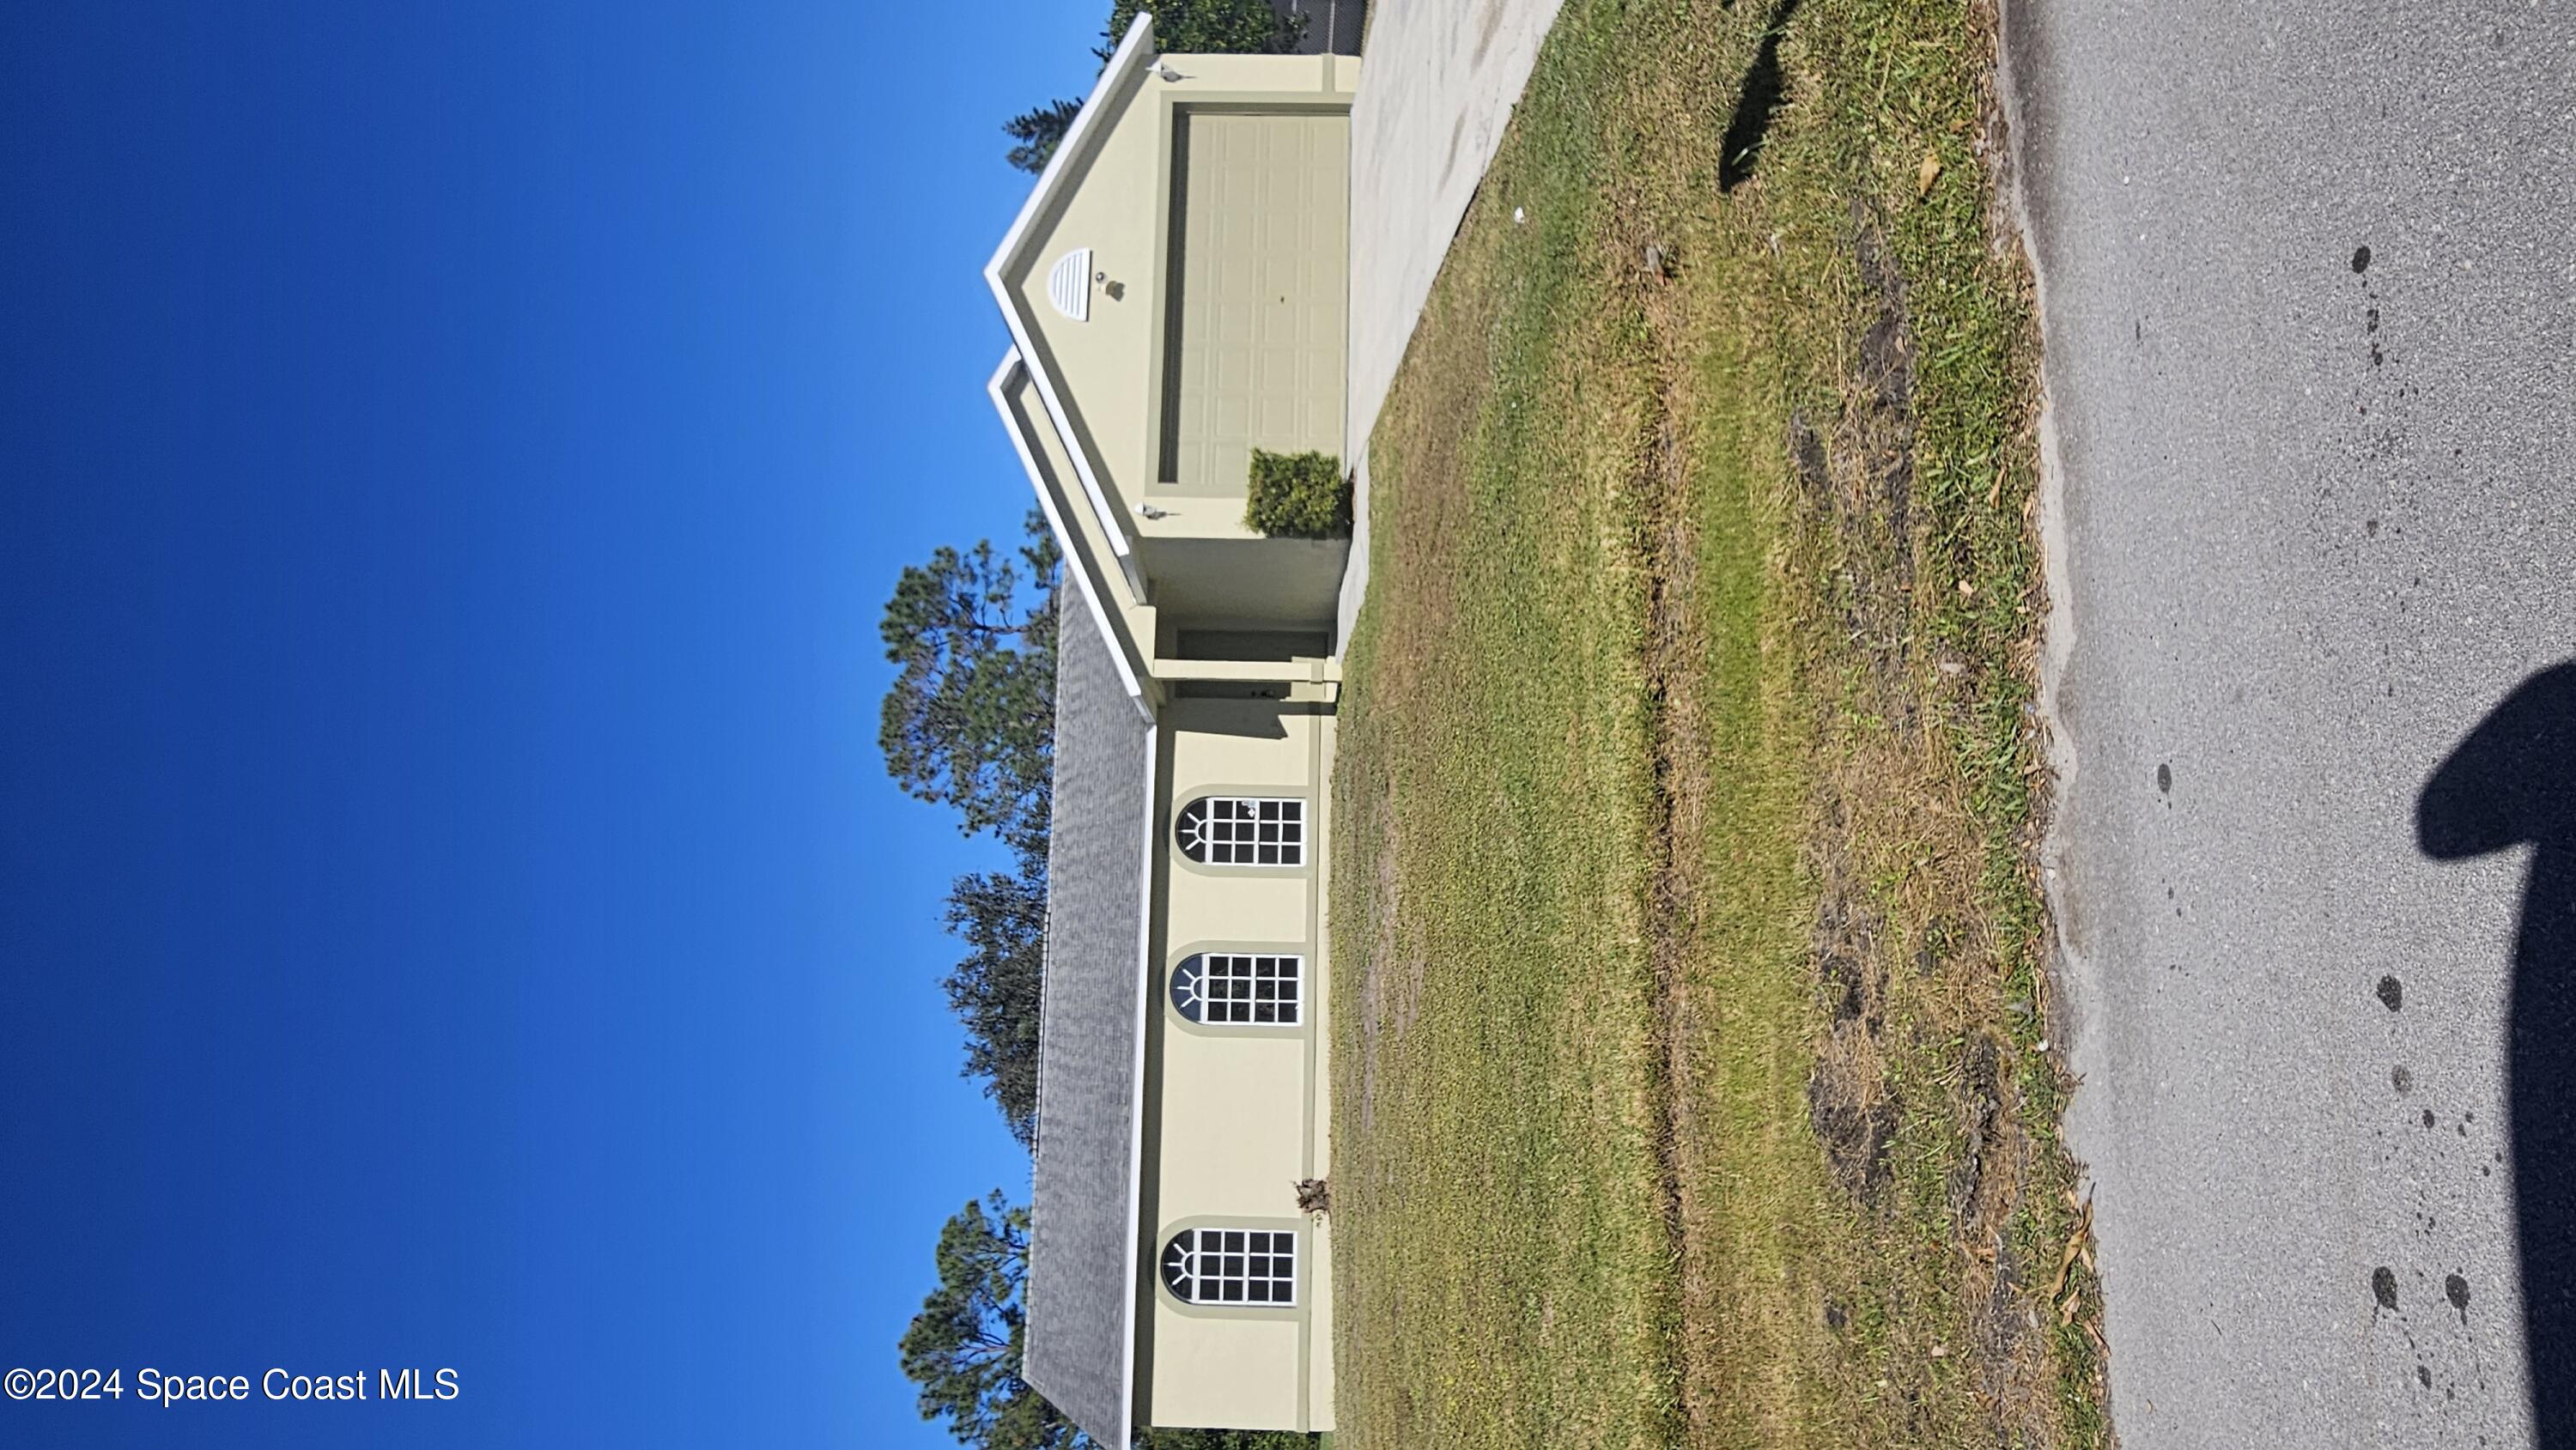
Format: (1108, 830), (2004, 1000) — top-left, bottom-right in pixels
(0, 2), (1103, 1443)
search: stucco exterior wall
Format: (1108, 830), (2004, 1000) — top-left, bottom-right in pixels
(997, 364), (1157, 688)
(1140, 696), (1335, 1433)
(999, 51), (1357, 545)
(1148, 1301), (1305, 1429)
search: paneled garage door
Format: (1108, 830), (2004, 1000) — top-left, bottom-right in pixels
(1157, 111), (1349, 496)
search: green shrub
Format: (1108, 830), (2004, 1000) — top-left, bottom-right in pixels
(1138, 1429), (1321, 1449)
(1244, 450), (1352, 538)
(1102, 0), (1303, 57)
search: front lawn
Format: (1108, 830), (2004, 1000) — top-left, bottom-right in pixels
(1327, 2), (2104, 1445)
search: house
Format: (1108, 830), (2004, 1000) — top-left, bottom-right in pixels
(981, 12), (1359, 1444)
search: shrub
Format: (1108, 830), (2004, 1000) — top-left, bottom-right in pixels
(1244, 450), (1351, 538)
(1101, 0), (1303, 58)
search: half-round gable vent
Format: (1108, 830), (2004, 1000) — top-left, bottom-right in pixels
(1047, 248), (1093, 322)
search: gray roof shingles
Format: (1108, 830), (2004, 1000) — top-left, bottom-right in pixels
(1022, 602), (1151, 1447)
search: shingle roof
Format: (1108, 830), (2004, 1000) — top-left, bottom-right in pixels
(1022, 599), (1152, 1448)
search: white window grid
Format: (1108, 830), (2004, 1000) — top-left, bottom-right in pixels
(1176, 796), (1304, 867)
(1161, 1228), (1297, 1307)
(1173, 954), (1302, 1027)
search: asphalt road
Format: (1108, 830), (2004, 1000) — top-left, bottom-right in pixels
(2004, 3), (2576, 1444)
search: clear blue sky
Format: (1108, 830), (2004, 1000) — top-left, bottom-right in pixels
(0, 3), (1105, 1444)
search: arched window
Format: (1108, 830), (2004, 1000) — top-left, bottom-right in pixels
(1161, 1227), (1297, 1306)
(1176, 796), (1304, 866)
(1170, 953), (1303, 1026)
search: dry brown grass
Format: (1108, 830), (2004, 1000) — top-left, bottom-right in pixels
(1329, 0), (2105, 1445)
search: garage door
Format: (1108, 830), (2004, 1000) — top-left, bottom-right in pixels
(1157, 111), (1348, 495)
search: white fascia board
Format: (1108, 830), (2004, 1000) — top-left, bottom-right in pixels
(987, 351), (1153, 724)
(984, 11), (1158, 587)
(1115, 722), (1157, 1450)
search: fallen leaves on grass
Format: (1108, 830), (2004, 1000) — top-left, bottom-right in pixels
(2049, 1192), (2097, 1315)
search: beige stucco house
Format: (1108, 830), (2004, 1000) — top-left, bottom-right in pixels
(981, 12), (1357, 1444)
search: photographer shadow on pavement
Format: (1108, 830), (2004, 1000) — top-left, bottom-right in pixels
(2419, 658), (2576, 1444)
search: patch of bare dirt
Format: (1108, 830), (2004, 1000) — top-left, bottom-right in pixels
(1789, 198), (2081, 1436)
(1351, 827), (1411, 1144)
(1795, 203), (1923, 731)
(1807, 856), (1899, 1205)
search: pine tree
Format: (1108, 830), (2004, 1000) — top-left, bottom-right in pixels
(1004, 99), (1084, 174)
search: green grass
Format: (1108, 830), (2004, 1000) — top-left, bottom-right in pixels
(1327, 1), (2105, 1446)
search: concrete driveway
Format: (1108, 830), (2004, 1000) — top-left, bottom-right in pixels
(1335, 0), (1565, 641)
(2006, 1), (2576, 1444)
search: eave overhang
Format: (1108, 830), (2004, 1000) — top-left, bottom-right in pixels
(983, 12), (1160, 606)
(987, 350), (1153, 722)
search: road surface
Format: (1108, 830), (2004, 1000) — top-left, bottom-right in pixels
(2006, 2), (2576, 1444)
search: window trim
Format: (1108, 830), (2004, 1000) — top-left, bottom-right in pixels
(1158, 1225), (1299, 1308)
(1173, 793), (1308, 870)
(1170, 951), (1304, 1028)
